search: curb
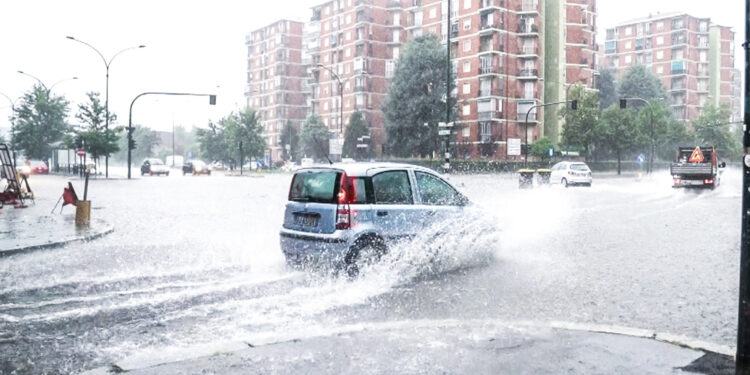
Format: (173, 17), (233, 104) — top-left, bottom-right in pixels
(0, 218), (114, 256)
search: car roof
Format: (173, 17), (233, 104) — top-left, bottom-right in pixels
(295, 162), (441, 177)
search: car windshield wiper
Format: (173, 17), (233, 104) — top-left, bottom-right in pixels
(292, 196), (311, 202)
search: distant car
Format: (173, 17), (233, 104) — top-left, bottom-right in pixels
(280, 162), (470, 275)
(140, 158), (170, 176)
(550, 161), (593, 187)
(210, 161), (227, 170)
(16, 160), (47, 177)
(183, 160), (211, 175)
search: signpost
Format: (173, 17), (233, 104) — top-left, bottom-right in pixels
(507, 138), (521, 156)
(438, 122), (453, 172)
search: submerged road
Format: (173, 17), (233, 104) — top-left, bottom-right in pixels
(0, 168), (740, 374)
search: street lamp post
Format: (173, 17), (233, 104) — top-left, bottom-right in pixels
(67, 36), (146, 178)
(524, 100), (576, 167)
(127, 92), (216, 179)
(17, 71), (78, 94)
(316, 64), (343, 135)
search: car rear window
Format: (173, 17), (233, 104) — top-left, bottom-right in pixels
(289, 171), (339, 203)
(570, 164), (589, 171)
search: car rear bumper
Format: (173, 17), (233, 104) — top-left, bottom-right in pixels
(565, 176), (592, 185)
(279, 228), (351, 266)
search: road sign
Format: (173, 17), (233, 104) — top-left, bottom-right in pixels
(77, 148), (85, 157)
(356, 144), (368, 148)
(548, 147), (554, 157)
(689, 147), (704, 163)
(438, 130), (451, 136)
(507, 138), (521, 156)
(636, 154), (646, 164)
(329, 138), (343, 155)
(438, 122), (454, 128)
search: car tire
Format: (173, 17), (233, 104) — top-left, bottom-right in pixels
(166, 172), (170, 176)
(562, 178), (569, 188)
(345, 236), (387, 277)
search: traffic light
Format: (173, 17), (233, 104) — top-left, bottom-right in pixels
(128, 139), (137, 150)
(571, 99), (578, 110)
(620, 99), (627, 109)
(209, 95), (217, 105)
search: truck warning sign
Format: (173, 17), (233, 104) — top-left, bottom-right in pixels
(689, 147), (704, 163)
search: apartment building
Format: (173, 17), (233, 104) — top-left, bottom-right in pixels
(602, 12), (735, 122)
(247, 0), (598, 160)
(245, 20), (307, 162)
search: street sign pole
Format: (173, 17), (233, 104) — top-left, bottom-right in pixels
(737, 0), (750, 371)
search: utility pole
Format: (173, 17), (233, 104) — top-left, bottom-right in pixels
(735, 0), (750, 371)
(445, 0), (452, 170)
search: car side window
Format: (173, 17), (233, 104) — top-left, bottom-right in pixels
(415, 171), (462, 206)
(372, 170), (413, 204)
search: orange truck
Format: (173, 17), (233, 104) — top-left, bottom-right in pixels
(670, 146), (726, 189)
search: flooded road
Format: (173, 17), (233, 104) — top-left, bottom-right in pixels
(0, 168), (740, 373)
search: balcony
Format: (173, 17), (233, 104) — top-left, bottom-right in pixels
(518, 69), (539, 79)
(517, 24), (539, 34)
(521, 45), (538, 55)
(479, 65), (499, 75)
(480, 0), (502, 8)
(517, 111), (536, 122)
(480, 134), (495, 144)
(479, 44), (504, 54)
(479, 87), (502, 97)
(478, 111), (500, 121)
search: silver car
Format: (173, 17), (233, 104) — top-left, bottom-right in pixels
(279, 162), (469, 275)
(550, 161), (593, 187)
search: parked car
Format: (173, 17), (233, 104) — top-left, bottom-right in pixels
(279, 162), (470, 275)
(550, 161), (593, 187)
(210, 161), (227, 170)
(16, 160), (47, 177)
(140, 158), (170, 176)
(183, 160), (211, 175)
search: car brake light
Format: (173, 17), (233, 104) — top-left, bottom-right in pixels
(673, 178), (681, 185)
(336, 173), (357, 229)
(703, 178), (713, 185)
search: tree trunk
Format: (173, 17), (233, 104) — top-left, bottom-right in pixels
(617, 150), (621, 175)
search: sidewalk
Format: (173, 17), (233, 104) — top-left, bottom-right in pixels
(0, 200), (113, 255)
(82, 320), (734, 375)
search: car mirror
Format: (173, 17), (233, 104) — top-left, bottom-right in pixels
(719, 162), (726, 168)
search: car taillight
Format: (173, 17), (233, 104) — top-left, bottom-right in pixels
(703, 178), (713, 185)
(336, 173), (357, 230)
(673, 178), (681, 185)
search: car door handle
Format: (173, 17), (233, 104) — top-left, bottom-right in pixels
(377, 211), (388, 217)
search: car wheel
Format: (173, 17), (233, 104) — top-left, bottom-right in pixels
(150, 171), (154, 176)
(141, 171), (145, 176)
(166, 172), (170, 176)
(345, 236), (387, 277)
(562, 178), (569, 188)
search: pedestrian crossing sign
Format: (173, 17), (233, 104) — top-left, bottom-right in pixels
(689, 147), (704, 163)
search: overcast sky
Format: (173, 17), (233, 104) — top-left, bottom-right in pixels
(0, 0), (743, 135)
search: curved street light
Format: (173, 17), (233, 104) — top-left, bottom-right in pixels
(66, 36), (146, 178)
(17, 70), (78, 94)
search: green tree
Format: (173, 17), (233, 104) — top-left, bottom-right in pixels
(692, 103), (740, 159)
(617, 65), (667, 105)
(11, 84), (69, 160)
(229, 108), (266, 164)
(195, 120), (229, 163)
(279, 121), (300, 161)
(382, 34), (454, 157)
(115, 125), (160, 165)
(342, 111), (372, 160)
(658, 118), (695, 160)
(530, 137), (554, 158)
(599, 105), (639, 175)
(299, 115), (330, 161)
(559, 85), (599, 157)
(597, 68), (617, 109)
(75, 92), (120, 168)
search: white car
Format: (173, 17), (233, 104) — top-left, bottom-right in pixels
(550, 161), (593, 187)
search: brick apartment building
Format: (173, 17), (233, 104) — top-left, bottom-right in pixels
(602, 12), (735, 123)
(245, 20), (308, 162)
(247, 0), (598, 160)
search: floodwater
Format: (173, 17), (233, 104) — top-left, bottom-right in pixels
(0, 167), (741, 374)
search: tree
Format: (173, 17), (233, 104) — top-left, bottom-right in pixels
(617, 65), (667, 105)
(658, 118), (695, 161)
(299, 115), (330, 161)
(530, 137), (554, 158)
(693, 103), (740, 159)
(229, 108), (266, 165)
(599, 105), (639, 175)
(75, 92), (120, 168)
(279, 121), (300, 161)
(382, 34), (454, 157)
(559, 85), (599, 157)
(597, 68), (617, 110)
(342, 111), (372, 160)
(11, 84), (69, 160)
(195, 120), (229, 163)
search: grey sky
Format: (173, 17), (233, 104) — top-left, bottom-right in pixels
(0, 0), (743, 135)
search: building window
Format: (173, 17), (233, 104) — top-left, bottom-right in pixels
(625, 41), (631, 49)
(430, 7), (437, 19)
(656, 21), (663, 30)
(656, 36), (663, 45)
(699, 51), (707, 62)
(386, 60), (395, 78)
(625, 55), (632, 64)
(463, 40), (471, 52)
(624, 27), (632, 36)
(393, 47), (400, 59)
(656, 50), (664, 59)
(463, 61), (471, 72)
(463, 19), (471, 30)
(463, 104), (471, 115)
(346, 31), (351, 41)
(463, 83), (470, 94)
(524, 82), (534, 99)
(345, 14), (351, 24)
(462, 126), (470, 137)
(464, 0), (471, 10)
